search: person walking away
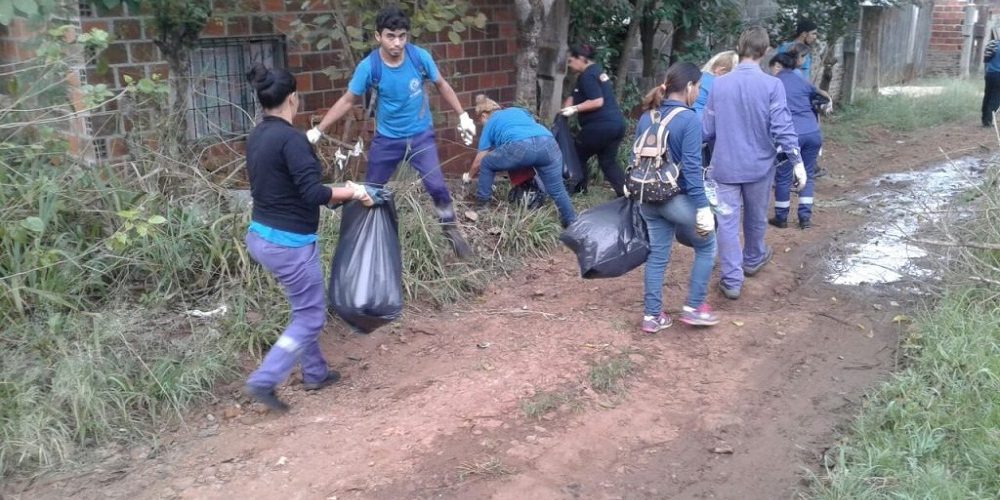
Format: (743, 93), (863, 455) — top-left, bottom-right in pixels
(778, 19), (818, 81)
(562, 44), (628, 196)
(693, 51), (738, 119)
(634, 63), (720, 332)
(466, 95), (578, 227)
(306, 5), (476, 258)
(768, 52), (823, 230)
(243, 64), (386, 412)
(703, 26), (805, 300)
(982, 28), (1000, 127)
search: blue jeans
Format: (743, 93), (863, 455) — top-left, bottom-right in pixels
(479, 136), (577, 226)
(245, 232), (330, 389)
(774, 130), (822, 221)
(366, 129), (455, 222)
(640, 195), (717, 316)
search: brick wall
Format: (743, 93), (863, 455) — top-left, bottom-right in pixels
(927, 0), (966, 76)
(76, 0), (516, 173)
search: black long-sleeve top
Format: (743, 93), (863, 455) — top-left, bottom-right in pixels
(246, 116), (332, 235)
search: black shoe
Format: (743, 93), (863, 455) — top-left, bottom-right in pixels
(443, 224), (473, 259)
(799, 218), (812, 229)
(303, 370), (341, 391)
(245, 384), (290, 413)
(768, 217), (788, 229)
(813, 167), (828, 179)
(474, 198), (489, 209)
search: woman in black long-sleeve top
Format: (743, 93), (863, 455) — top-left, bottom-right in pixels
(561, 44), (627, 196)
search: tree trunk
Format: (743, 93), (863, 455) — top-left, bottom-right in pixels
(615, 0), (648, 98)
(158, 46), (192, 162)
(536, 0), (569, 119)
(514, 0), (545, 111)
(639, 8), (659, 92)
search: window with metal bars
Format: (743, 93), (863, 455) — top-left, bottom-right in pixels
(188, 36), (287, 140)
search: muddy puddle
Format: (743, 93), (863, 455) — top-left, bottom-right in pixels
(827, 157), (983, 286)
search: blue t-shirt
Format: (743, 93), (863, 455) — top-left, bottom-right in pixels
(478, 108), (551, 151)
(248, 220), (317, 247)
(988, 47), (1000, 74)
(348, 46), (441, 138)
(775, 69), (820, 136)
(777, 41), (812, 80)
(693, 71), (714, 119)
(572, 64), (624, 127)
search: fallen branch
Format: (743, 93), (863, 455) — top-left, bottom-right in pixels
(909, 238), (1000, 252)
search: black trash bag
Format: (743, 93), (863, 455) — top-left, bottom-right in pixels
(327, 196), (403, 333)
(553, 114), (583, 185)
(559, 197), (650, 279)
(507, 177), (548, 210)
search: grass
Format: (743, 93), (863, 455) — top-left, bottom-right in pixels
(588, 350), (639, 395)
(823, 78), (981, 148)
(520, 389), (578, 420)
(809, 158), (1000, 499)
(456, 456), (515, 482)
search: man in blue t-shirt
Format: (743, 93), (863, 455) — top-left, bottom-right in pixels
(777, 19), (818, 81)
(982, 32), (1000, 127)
(307, 6), (477, 258)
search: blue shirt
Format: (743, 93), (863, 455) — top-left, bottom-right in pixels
(778, 41), (812, 80)
(248, 220), (317, 247)
(988, 45), (1000, 74)
(478, 108), (551, 151)
(775, 69), (820, 136)
(693, 72), (715, 119)
(572, 63), (624, 127)
(348, 46), (441, 138)
(634, 100), (709, 209)
(702, 62), (801, 184)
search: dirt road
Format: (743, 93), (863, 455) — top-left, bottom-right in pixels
(7, 123), (995, 500)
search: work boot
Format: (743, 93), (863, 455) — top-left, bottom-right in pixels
(245, 384), (290, 413)
(303, 370), (341, 391)
(443, 223), (473, 259)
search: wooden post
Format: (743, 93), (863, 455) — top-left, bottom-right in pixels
(840, 11), (862, 104)
(961, 2), (978, 78)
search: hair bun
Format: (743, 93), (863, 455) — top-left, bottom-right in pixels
(247, 63), (273, 91)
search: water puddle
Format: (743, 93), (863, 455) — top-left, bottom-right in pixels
(826, 157), (983, 286)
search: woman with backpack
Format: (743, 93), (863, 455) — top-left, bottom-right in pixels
(632, 62), (719, 332)
(561, 44), (627, 196)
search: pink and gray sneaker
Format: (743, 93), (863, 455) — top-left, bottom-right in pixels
(680, 304), (720, 326)
(641, 312), (673, 333)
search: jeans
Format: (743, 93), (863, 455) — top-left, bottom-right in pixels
(640, 194), (717, 316)
(245, 232), (330, 389)
(716, 176), (772, 291)
(983, 71), (1000, 126)
(479, 136), (578, 226)
(366, 129), (456, 222)
(774, 130), (822, 221)
(574, 121), (627, 196)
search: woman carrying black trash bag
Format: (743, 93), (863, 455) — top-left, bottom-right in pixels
(634, 62), (719, 332)
(562, 44), (627, 196)
(242, 63), (386, 413)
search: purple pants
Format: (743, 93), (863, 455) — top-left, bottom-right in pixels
(245, 232), (330, 389)
(366, 129), (455, 222)
(716, 176), (773, 291)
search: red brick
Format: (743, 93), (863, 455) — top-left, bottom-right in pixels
(227, 16), (251, 36)
(471, 57), (486, 73)
(103, 43), (128, 65)
(312, 71), (332, 91)
(203, 17), (226, 37)
(250, 15), (274, 34)
(129, 42), (159, 63)
(262, 0), (286, 12)
(150, 64), (169, 79)
(114, 19), (142, 40)
(296, 72), (313, 91)
(301, 53), (323, 71)
(446, 42), (463, 59)
(82, 20), (110, 34)
(116, 65), (146, 85)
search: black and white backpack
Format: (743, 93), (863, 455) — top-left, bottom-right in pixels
(625, 107), (688, 203)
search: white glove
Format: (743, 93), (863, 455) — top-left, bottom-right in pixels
(350, 138), (364, 157)
(560, 105), (578, 117)
(458, 112), (476, 146)
(793, 162), (807, 188)
(695, 207), (715, 236)
(334, 148), (348, 170)
(462, 172), (471, 184)
(306, 127), (322, 144)
(345, 180), (374, 207)
(822, 102), (833, 115)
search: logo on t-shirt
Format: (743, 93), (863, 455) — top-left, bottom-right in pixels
(409, 78), (422, 98)
(599, 73), (610, 83)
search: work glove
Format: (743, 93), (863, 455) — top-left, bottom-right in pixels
(560, 105), (579, 117)
(458, 112), (476, 146)
(793, 162), (808, 189)
(350, 138), (364, 157)
(822, 102), (833, 115)
(695, 206), (715, 237)
(345, 180), (378, 207)
(334, 148), (348, 170)
(306, 127), (322, 144)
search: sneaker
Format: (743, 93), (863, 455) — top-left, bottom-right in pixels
(303, 370), (341, 391)
(680, 304), (720, 326)
(718, 281), (741, 300)
(798, 218), (812, 229)
(641, 312), (673, 333)
(768, 217), (788, 229)
(245, 384), (290, 413)
(443, 224), (473, 259)
(743, 246), (774, 277)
